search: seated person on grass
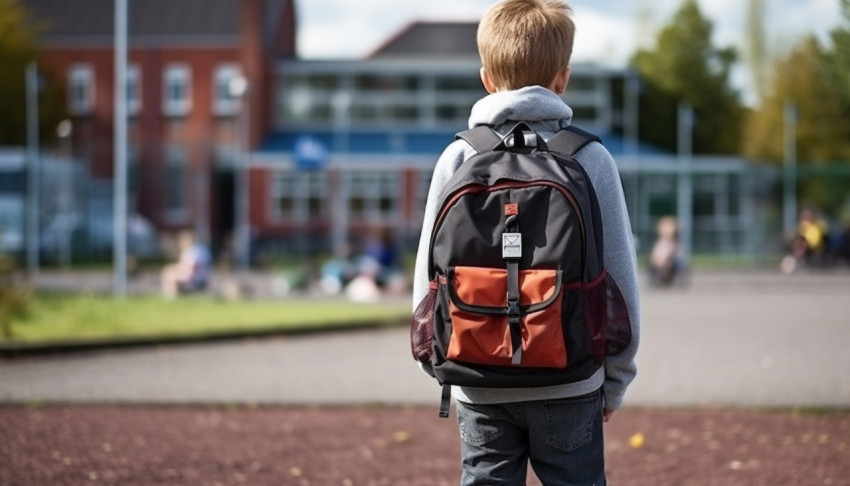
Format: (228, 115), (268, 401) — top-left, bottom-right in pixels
(161, 230), (212, 298)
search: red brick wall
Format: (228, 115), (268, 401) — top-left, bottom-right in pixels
(36, 0), (297, 248)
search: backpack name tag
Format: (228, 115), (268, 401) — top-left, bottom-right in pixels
(502, 233), (522, 259)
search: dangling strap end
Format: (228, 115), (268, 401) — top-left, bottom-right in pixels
(511, 346), (523, 366)
(438, 384), (452, 418)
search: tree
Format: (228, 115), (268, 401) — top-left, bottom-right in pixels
(631, 0), (744, 154)
(744, 36), (850, 163)
(745, 0), (768, 102)
(826, 0), (850, 110)
(744, 35), (850, 214)
(0, 0), (65, 146)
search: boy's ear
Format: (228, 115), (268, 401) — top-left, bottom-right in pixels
(550, 67), (571, 95)
(480, 68), (498, 94)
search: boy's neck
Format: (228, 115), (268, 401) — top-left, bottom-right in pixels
(480, 67), (571, 95)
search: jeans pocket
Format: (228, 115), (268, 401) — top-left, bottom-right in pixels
(544, 392), (601, 452)
(457, 402), (504, 447)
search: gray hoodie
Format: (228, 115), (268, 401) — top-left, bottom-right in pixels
(412, 85), (641, 411)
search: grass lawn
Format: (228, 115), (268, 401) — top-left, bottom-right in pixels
(0, 293), (411, 347)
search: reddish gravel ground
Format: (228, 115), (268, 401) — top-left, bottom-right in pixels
(1, 405), (848, 486)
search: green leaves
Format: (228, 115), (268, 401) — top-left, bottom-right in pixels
(630, 0), (744, 154)
(744, 34), (850, 165)
(0, 0), (66, 146)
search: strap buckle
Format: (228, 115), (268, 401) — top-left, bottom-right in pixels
(506, 296), (521, 320)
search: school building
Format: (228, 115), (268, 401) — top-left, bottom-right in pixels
(18, 0), (771, 264)
(250, 21), (769, 261)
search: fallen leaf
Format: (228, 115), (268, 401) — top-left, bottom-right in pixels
(628, 433), (645, 448)
(393, 430), (411, 443)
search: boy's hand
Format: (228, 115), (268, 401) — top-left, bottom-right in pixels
(603, 409), (615, 423)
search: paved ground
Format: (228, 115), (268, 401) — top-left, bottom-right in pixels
(2, 270), (850, 485)
(1, 270), (849, 409)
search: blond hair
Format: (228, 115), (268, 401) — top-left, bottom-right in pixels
(477, 0), (575, 91)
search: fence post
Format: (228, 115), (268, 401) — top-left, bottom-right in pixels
(782, 101), (798, 240)
(677, 101), (694, 265)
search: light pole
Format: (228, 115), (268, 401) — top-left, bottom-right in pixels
(26, 62), (40, 277)
(113, 0), (129, 297)
(228, 75), (250, 269)
(624, 72), (640, 234)
(57, 120), (73, 268)
(331, 90), (351, 255)
(783, 101), (798, 240)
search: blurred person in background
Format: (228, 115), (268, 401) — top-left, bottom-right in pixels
(346, 227), (406, 301)
(361, 227), (399, 289)
(836, 216), (850, 265)
(782, 208), (831, 274)
(160, 230), (212, 298)
(648, 216), (682, 286)
(798, 208), (829, 264)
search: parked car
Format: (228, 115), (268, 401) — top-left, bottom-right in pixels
(39, 212), (161, 263)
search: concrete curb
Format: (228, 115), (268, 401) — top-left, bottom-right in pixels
(0, 317), (408, 358)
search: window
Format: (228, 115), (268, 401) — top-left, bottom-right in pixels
(414, 170), (433, 226)
(163, 64), (191, 116)
(351, 103), (379, 122)
(566, 76), (596, 92)
(127, 64), (141, 116)
(163, 145), (189, 223)
(354, 75), (418, 92)
(435, 76), (482, 92)
(271, 171), (328, 223)
(68, 64), (95, 115)
(214, 145), (240, 170)
(0, 196), (24, 252)
(570, 106), (598, 122)
(391, 104), (419, 122)
(344, 171), (399, 223)
(213, 64), (244, 116)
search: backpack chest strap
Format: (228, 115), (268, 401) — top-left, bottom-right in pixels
(504, 213), (523, 366)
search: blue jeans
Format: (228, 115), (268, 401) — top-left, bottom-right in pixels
(456, 390), (605, 486)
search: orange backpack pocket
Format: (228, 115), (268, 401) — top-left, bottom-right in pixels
(445, 266), (567, 368)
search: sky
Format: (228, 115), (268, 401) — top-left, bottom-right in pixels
(295, 0), (845, 103)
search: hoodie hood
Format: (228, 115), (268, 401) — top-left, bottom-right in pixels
(468, 85), (573, 131)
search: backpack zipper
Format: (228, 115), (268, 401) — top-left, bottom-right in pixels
(428, 180), (586, 275)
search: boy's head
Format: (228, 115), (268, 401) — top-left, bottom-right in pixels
(477, 0), (575, 93)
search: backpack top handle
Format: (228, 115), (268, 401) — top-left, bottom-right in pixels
(456, 122), (550, 154)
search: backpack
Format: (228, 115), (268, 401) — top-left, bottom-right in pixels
(411, 122), (631, 417)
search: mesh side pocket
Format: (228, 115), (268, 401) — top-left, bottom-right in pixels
(582, 271), (632, 362)
(411, 277), (438, 363)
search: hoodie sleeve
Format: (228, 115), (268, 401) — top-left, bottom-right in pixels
(574, 142), (641, 411)
(412, 140), (475, 310)
(411, 140), (474, 377)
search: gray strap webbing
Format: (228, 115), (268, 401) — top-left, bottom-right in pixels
(546, 125), (601, 156)
(506, 259), (523, 365)
(504, 214), (522, 365)
(455, 126), (502, 153)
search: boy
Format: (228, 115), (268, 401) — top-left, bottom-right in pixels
(412, 0), (640, 484)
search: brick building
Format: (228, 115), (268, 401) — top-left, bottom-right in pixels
(23, 0), (296, 256)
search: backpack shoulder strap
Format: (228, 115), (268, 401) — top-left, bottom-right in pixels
(546, 125), (602, 156)
(455, 126), (502, 154)
(457, 124), (602, 156)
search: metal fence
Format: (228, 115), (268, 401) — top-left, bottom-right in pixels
(3, 146), (849, 269)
